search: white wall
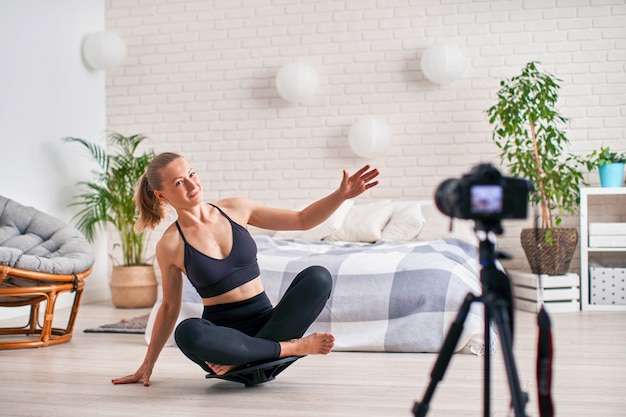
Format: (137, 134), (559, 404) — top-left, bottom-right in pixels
(0, 0), (110, 320)
(105, 1), (626, 272)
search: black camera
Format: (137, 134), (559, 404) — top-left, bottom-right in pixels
(434, 163), (532, 221)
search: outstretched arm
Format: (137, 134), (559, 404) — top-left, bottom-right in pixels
(230, 165), (379, 231)
(111, 240), (183, 387)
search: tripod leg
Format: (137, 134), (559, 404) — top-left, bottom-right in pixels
(489, 298), (528, 417)
(413, 293), (479, 417)
(483, 295), (492, 417)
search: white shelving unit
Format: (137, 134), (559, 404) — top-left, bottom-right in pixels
(580, 187), (626, 311)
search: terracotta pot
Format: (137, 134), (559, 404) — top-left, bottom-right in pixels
(520, 228), (578, 276)
(109, 265), (158, 308)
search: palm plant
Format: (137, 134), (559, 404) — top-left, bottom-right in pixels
(63, 132), (155, 266)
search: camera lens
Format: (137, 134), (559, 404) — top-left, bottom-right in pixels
(434, 178), (462, 219)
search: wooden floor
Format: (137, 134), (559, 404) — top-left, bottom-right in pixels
(1, 301), (625, 417)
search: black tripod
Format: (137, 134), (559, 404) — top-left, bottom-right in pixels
(413, 219), (529, 417)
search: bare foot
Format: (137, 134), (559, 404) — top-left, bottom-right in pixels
(205, 332), (335, 376)
(205, 362), (238, 376)
(280, 332), (335, 357)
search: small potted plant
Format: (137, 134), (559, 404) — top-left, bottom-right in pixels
(486, 61), (588, 275)
(585, 146), (626, 188)
(63, 132), (158, 308)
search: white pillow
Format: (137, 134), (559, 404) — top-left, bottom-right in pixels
(326, 200), (395, 243)
(273, 200), (354, 241)
(381, 201), (426, 242)
(417, 200), (476, 243)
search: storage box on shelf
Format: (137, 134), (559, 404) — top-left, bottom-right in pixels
(588, 222), (626, 247)
(589, 266), (626, 306)
(580, 187), (626, 311)
(509, 271), (580, 313)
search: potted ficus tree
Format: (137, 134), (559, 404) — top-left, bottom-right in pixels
(486, 61), (588, 275)
(585, 146), (626, 188)
(63, 132), (158, 308)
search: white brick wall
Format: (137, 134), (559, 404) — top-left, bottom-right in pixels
(106, 0), (626, 273)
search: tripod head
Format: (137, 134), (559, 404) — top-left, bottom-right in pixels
(474, 218), (504, 237)
(472, 219), (515, 345)
(474, 218), (505, 269)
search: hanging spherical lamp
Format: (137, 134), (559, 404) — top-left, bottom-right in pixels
(275, 61), (319, 103)
(420, 42), (464, 85)
(348, 117), (391, 159)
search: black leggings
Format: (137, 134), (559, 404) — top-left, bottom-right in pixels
(174, 265), (332, 372)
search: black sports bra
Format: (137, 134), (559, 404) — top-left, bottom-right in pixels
(175, 204), (260, 298)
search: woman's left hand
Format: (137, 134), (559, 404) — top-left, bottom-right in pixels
(340, 165), (380, 199)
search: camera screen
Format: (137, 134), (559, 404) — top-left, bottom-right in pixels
(470, 185), (503, 214)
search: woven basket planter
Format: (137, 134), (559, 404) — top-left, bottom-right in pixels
(520, 228), (578, 276)
(110, 265), (158, 308)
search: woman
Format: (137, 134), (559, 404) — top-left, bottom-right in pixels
(112, 152), (379, 386)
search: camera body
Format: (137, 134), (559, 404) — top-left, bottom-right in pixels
(435, 163), (531, 221)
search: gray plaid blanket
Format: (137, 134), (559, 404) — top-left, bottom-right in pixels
(255, 236), (489, 355)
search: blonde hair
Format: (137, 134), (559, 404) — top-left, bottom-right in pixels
(134, 152), (183, 232)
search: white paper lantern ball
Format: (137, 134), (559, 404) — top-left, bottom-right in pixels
(275, 61), (319, 103)
(82, 31), (127, 71)
(420, 42), (464, 85)
(348, 117), (391, 159)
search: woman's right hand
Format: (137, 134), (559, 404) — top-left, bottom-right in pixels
(112, 363), (153, 387)
(113, 247), (184, 387)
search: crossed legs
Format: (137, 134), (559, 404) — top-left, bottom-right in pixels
(175, 266), (334, 375)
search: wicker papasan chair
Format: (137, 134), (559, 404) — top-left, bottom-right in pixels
(0, 195), (94, 349)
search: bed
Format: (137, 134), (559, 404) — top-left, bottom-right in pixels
(145, 200), (493, 355)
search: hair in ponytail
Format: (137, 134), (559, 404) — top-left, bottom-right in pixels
(134, 152), (183, 232)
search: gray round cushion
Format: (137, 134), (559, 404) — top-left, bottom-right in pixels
(0, 195), (95, 275)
